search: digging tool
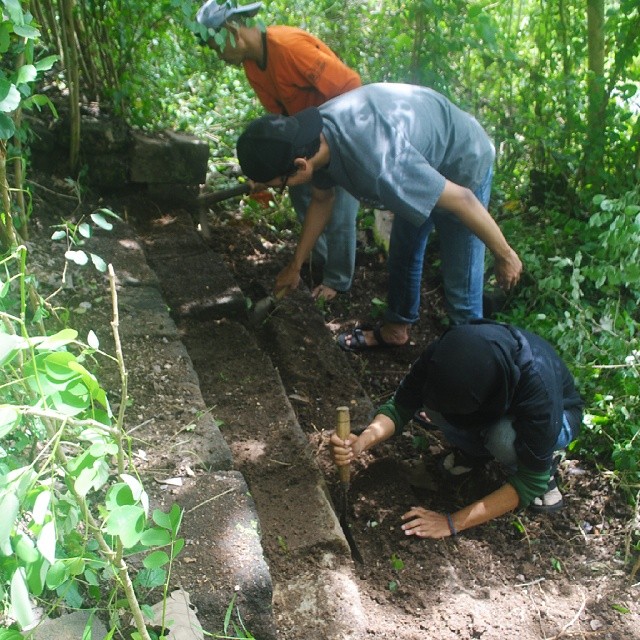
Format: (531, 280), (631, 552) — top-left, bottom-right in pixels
(250, 288), (286, 327)
(197, 182), (251, 206)
(335, 406), (364, 564)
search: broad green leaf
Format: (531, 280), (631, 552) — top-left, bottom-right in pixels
(90, 253), (108, 272)
(0, 81), (20, 113)
(14, 535), (39, 563)
(74, 459), (109, 496)
(134, 567), (166, 589)
(32, 490), (51, 525)
(88, 441), (118, 457)
(105, 483), (135, 509)
(57, 579), (83, 608)
(10, 568), (35, 629)
(0, 406), (20, 438)
(105, 505), (146, 548)
(172, 537), (185, 558)
(0, 113), (15, 138)
(0, 491), (19, 555)
(140, 527), (172, 547)
(168, 503), (183, 533)
(0, 628), (26, 639)
(25, 554), (48, 597)
(15, 64), (36, 85)
(65, 249), (89, 265)
(34, 55), (58, 72)
(143, 550), (170, 569)
(90, 212), (114, 230)
(152, 508), (173, 530)
(84, 568), (99, 586)
(51, 229), (66, 240)
(13, 24), (40, 39)
(78, 222), (92, 238)
(36, 521), (56, 564)
(38, 328), (78, 350)
(45, 560), (67, 589)
(121, 473), (144, 501)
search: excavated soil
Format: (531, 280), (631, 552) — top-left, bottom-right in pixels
(25, 179), (640, 639)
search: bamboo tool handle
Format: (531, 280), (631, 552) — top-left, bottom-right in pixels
(336, 406), (351, 484)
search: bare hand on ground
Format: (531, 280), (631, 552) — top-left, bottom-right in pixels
(401, 506), (450, 539)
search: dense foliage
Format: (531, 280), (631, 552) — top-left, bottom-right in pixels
(1, 0), (639, 634)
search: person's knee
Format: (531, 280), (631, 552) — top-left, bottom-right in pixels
(484, 417), (517, 467)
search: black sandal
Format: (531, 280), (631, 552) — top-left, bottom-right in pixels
(337, 323), (409, 352)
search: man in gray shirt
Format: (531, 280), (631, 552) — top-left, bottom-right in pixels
(236, 83), (523, 349)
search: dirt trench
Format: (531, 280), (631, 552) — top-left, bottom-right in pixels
(123, 195), (639, 640)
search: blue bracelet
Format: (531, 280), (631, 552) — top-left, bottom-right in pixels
(446, 514), (458, 537)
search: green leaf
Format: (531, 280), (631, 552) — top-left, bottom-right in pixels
(0, 81), (20, 113)
(34, 55), (58, 72)
(0, 112), (15, 139)
(87, 330), (100, 349)
(611, 603), (630, 614)
(143, 550), (170, 569)
(0, 333), (28, 366)
(134, 567), (166, 589)
(32, 490), (51, 525)
(14, 535), (39, 563)
(106, 483), (135, 509)
(37, 328), (78, 350)
(0, 406), (20, 438)
(36, 520), (56, 564)
(140, 527), (172, 547)
(105, 505), (146, 548)
(15, 64), (37, 85)
(90, 212), (114, 230)
(90, 253), (108, 272)
(0, 491), (20, 555)
(46, 560), (68, 589)
(25, 555), (48, 596)
(10, 568), (35, 629)
(65, 249), (89, 265)
(152, 508), (173, 530)
(0, 628), (27, 640)
(78, 222), (92, 239)
(171, 537), (185, 559)
(13, 24), (40, 39)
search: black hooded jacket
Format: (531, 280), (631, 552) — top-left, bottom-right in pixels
(386, 320), (584, 472)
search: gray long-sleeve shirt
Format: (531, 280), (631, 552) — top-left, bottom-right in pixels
(313, 83), (495, 227)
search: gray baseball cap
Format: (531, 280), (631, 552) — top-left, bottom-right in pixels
(196, 0), (262, 30)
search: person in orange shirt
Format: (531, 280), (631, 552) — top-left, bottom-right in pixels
(196, 0), (361, 300)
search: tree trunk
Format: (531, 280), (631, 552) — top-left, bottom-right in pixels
(584, 0), (607, 191)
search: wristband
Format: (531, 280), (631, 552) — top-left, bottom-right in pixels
(446, 513), (458, 537)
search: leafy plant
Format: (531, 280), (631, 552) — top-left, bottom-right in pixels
(0, 250), (181, 639)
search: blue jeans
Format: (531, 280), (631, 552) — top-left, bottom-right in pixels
(289, 183), (359, 292)
(426, 410), (576, 473)
(385, 166), (493, 325)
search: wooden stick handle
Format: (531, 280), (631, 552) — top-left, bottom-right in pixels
(198, 182), (250, 205)
(336, 406), (351, 484)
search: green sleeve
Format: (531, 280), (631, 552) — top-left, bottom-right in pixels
(376, 399), (414, 436)
(508, 465), (552, 508)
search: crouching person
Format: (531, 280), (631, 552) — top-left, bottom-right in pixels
(329, 320), (584, 539)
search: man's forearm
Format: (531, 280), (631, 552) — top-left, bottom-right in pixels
(291, 190), (335, 269)
(450, 483), (520, 533)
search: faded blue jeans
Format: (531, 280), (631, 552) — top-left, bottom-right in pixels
(289, 183), (359, 293)
(425, 409), (576, 473)
(385, 166), (493, 325)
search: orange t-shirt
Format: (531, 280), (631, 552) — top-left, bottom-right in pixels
(243, 26), (361, 115)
